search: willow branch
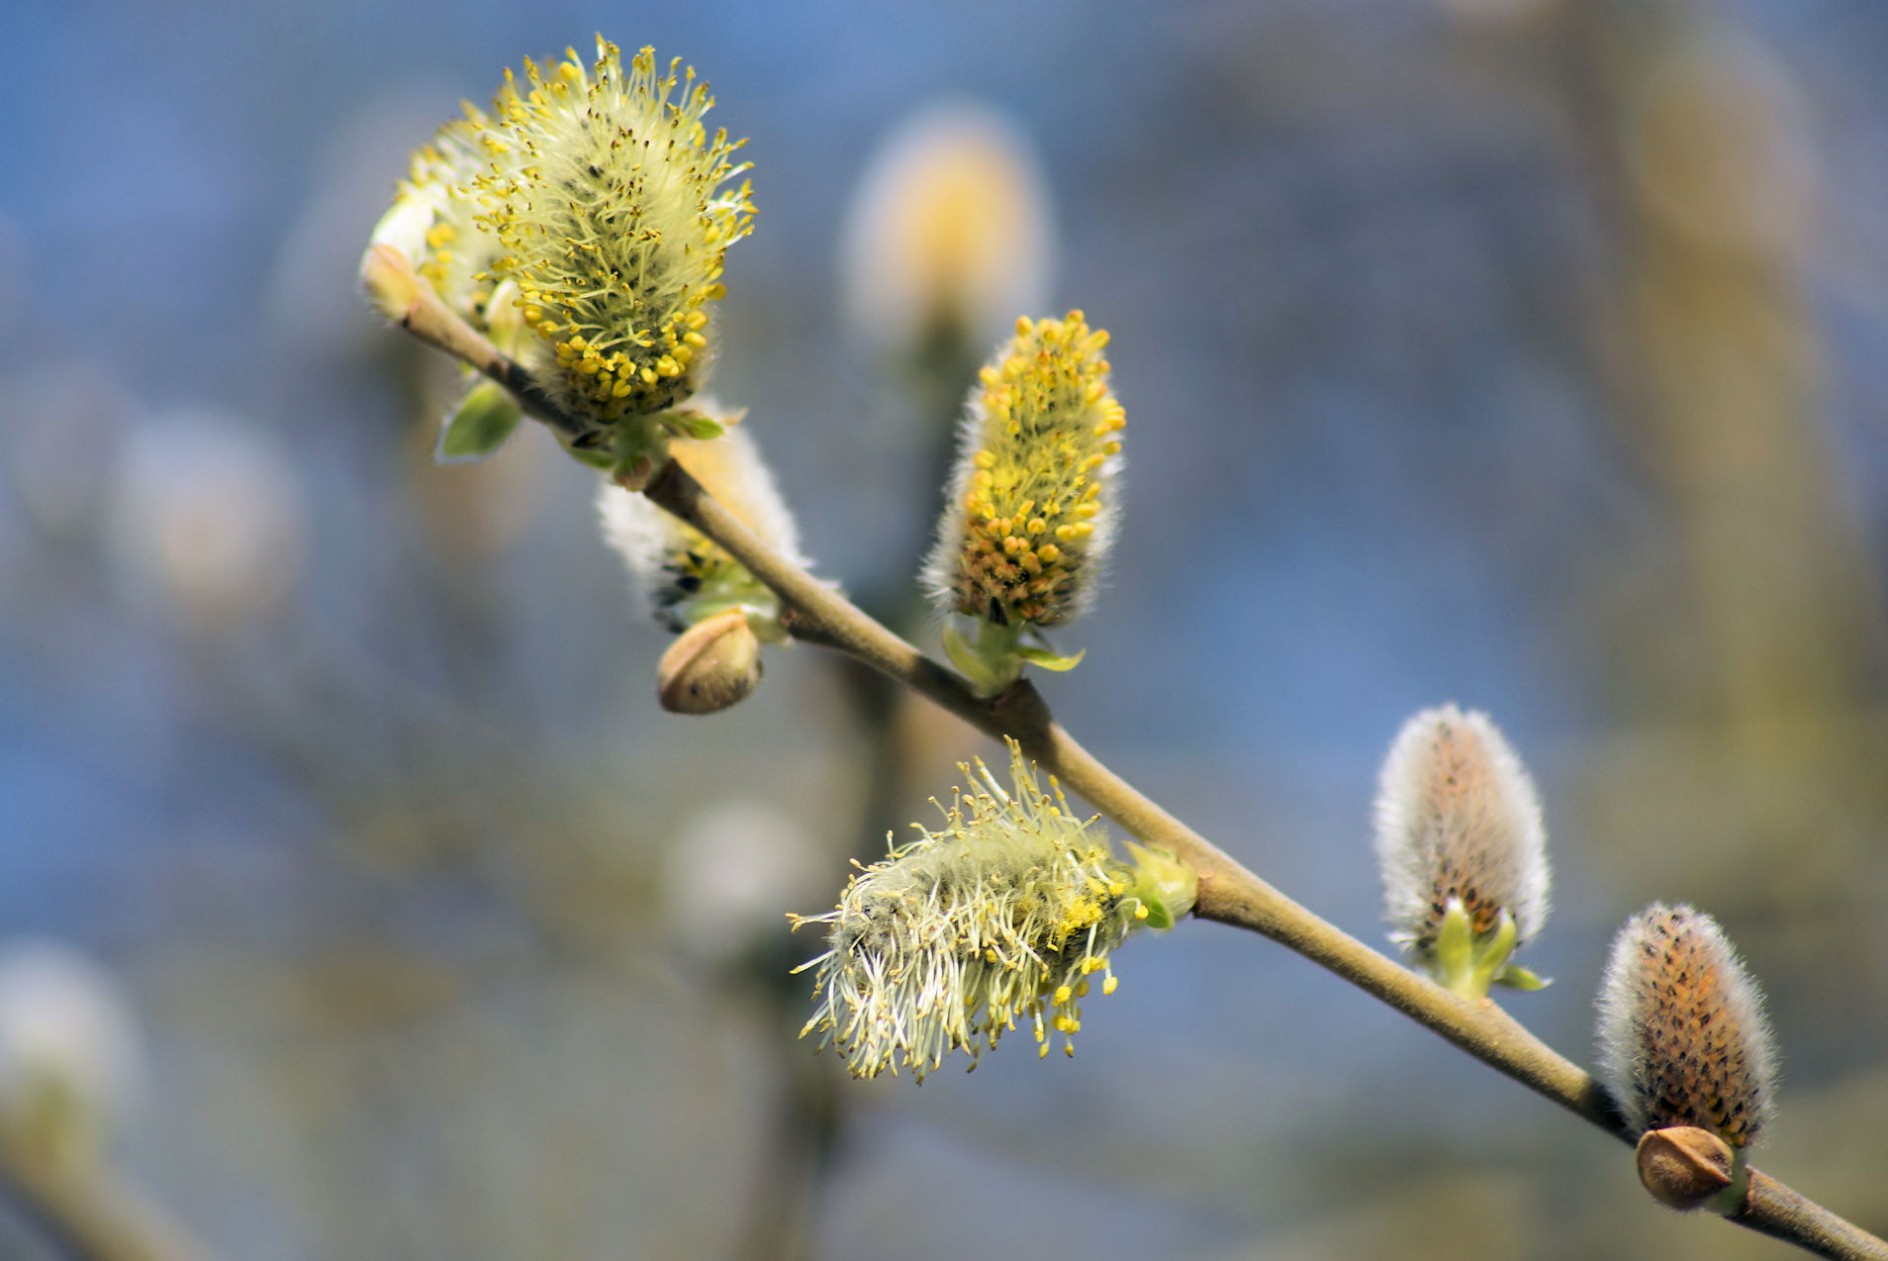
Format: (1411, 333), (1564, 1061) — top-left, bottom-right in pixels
(642, 460), (1614, 1114)
(1740, 1173), (1888, 1261)
(0, 1146), (206, 1261)
(635, 457), (1884, 1260)
(375, 296), (1887, 1260)
(361, 246), (581, 439)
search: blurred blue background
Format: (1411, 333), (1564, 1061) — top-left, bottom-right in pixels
(2, 0), (1885, 1257)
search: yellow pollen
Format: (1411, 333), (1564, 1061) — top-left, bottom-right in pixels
(934, 310), (1122, 627)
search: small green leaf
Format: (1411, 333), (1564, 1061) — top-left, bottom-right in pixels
(942, 622), (1022, 697)
(1464, 910), (1520, 995)
(1493, 964), (1550, 991)
(605, 422), (670, 489)
(1425, 904), (1546, 1000)
(567, 446), (616, 470)
(1125, 841), (1198, 930)
(436, 381), (523, 464)
(1013, 643), (1087, 672)
(664, 409), (727, 441)
(1432, 899), (1477, 996)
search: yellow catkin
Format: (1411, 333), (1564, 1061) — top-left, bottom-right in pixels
(926, 311), (1124, 628)
(790, 743), (1146, 1081)
(467, 38), (754, 429)
(370, 106), (502, 326)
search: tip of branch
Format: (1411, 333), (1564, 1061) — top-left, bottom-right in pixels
(360, 244), (423, 323)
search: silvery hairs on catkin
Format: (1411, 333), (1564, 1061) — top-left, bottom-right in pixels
(1596, 903), (1778, 1147)
(1374, 704), (1550, 954)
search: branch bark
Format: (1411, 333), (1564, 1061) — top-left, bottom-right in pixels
(637, 456), (1888, 1261)
(372, 287), (1888, 1259)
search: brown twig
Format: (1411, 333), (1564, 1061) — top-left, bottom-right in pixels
(643, 458), (1618, 1126)
(381, 287), (1888, 1261)
(638, 459), (1888, 1261)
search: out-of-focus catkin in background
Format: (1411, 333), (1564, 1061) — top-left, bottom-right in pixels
(0, 2), (1884, 1258)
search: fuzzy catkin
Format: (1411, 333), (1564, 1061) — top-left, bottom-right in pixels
(925, 312), (1124, 629)
(792, 745), (1166, 1081)
(1596, 903), (1777, 1146)
(370, 107), (504, 329)
(1374, 705), (1549, 954)
(471, 39), (754, 428)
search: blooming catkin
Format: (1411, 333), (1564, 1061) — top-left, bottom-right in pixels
(596, 419), (801, 631)
(0, 943), (140, 1169)
(926, 312), (1124, 630)
(792, 742), (1194, 1081)
(471, 39), (754, 433)
(1374, 705), (1550, 962)
(839, 103), (1054, 353)
(370, 105), (505, 332)
(1597, 903), (1778, 1147)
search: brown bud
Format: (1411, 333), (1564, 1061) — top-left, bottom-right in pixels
(1636, 1126), (1740, 1212)
(657, 609), (762, 714)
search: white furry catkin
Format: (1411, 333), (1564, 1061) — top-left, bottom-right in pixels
(1596, 903), (1777, 1147)
(1374, 704), (1550, 955)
